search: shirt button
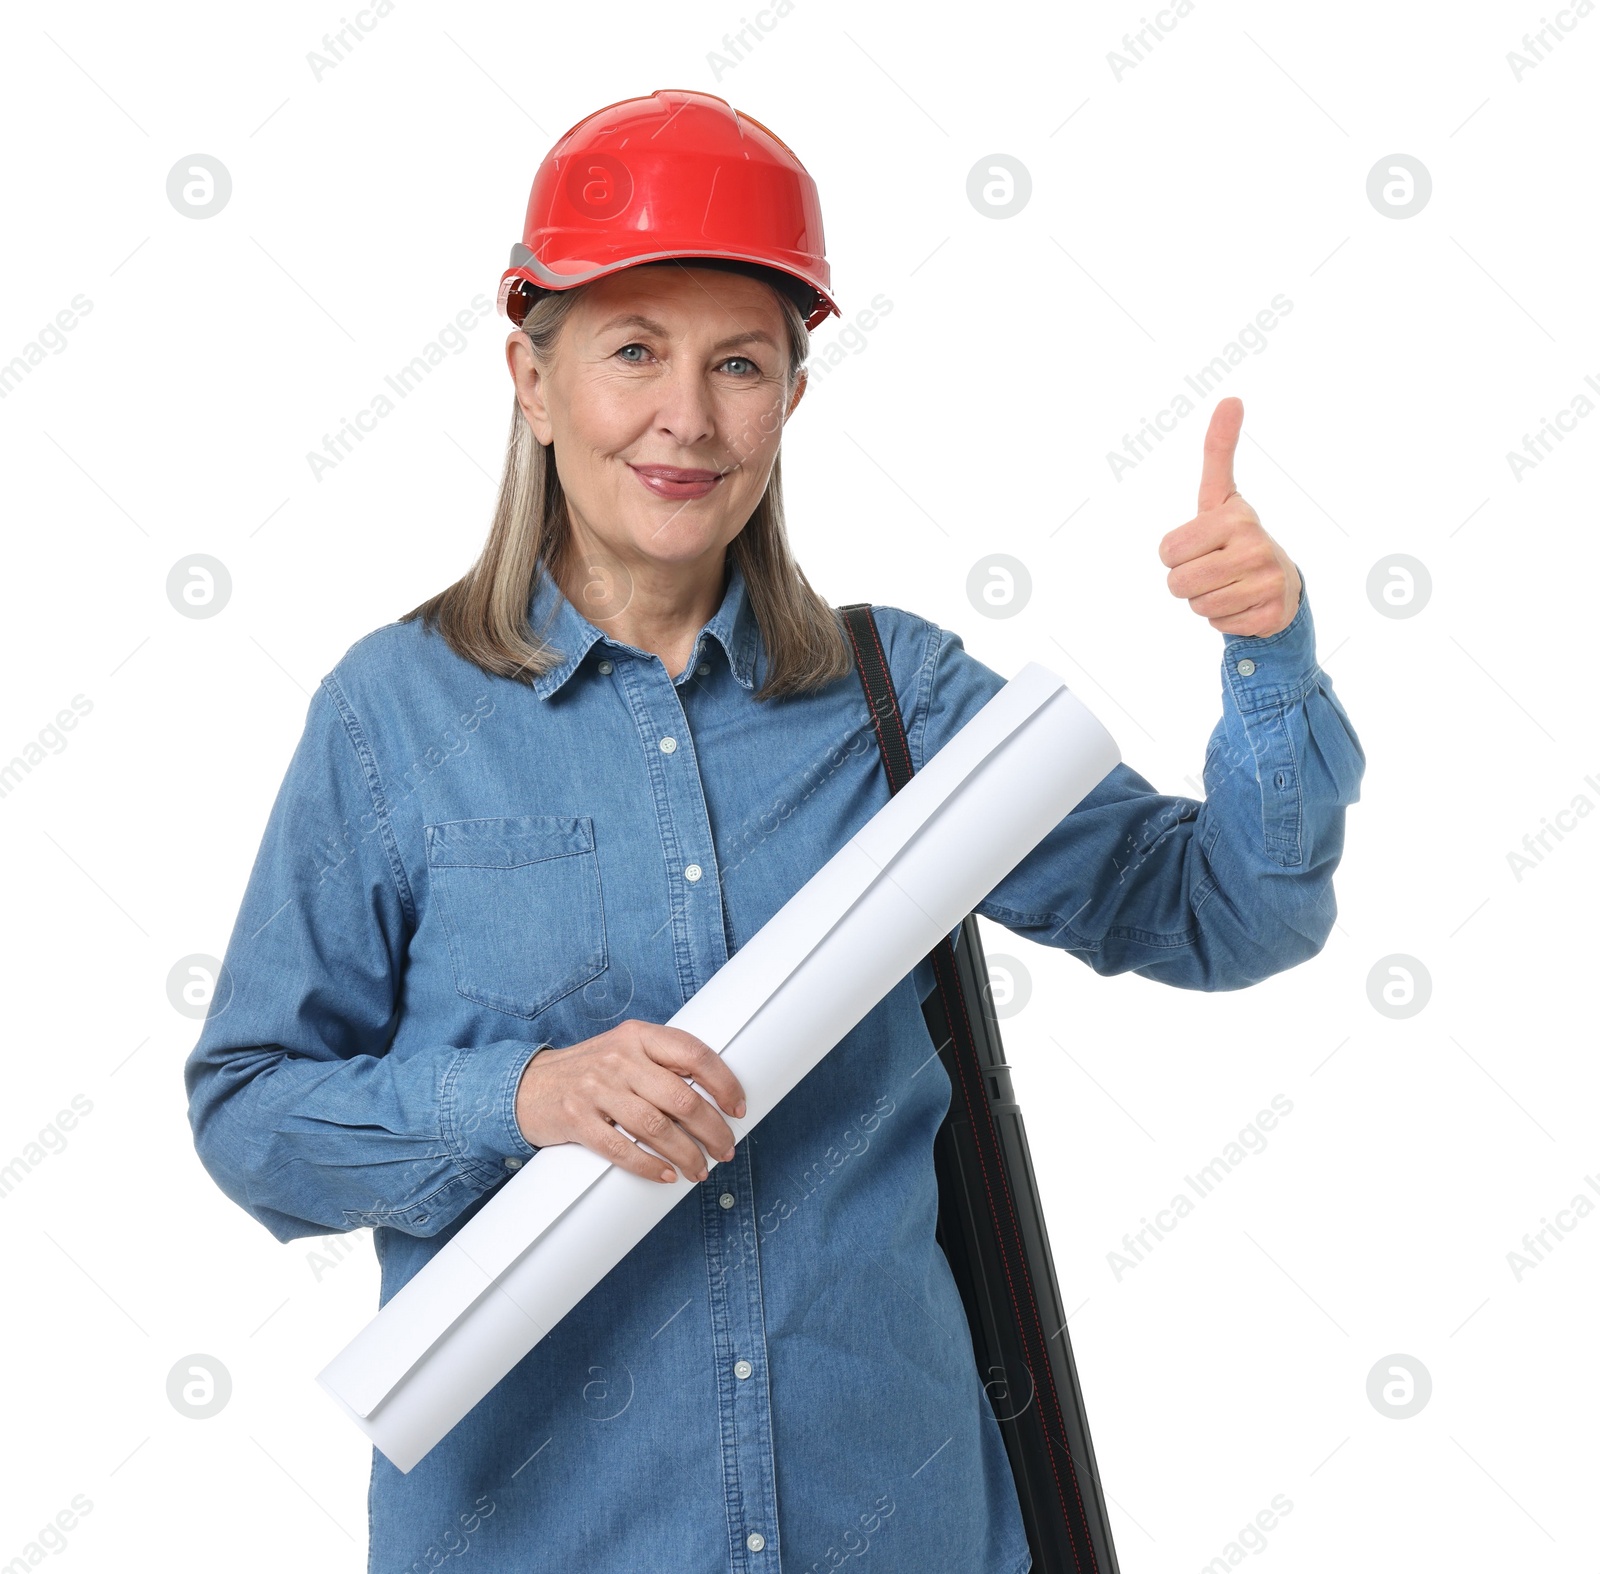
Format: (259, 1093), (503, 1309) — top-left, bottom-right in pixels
(597, 659), (613, 675)
(734, 1358), (753, 1379)
(659, 736), (677, 753)
(719, 1192), (736, 1209)
(1236, 657), (1256, 676)
(745, 1532), (766, 1552)
(504, 1157), (523, 1170)
(697, 661), (711, 676)
(684, 864), (702, 882)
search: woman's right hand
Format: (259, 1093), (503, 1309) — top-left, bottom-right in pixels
(513, 1020), (747, 1184)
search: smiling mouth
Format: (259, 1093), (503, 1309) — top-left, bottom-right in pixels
(628, 464), (725, 499)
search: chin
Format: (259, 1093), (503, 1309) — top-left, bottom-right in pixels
(624, 515), (731, 564)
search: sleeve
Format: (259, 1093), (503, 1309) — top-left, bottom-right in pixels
(181, 675), (548, 1245)
(914, 567), (1366, 991)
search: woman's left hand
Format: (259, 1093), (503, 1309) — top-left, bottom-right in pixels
(1158, 396), (1303, 638)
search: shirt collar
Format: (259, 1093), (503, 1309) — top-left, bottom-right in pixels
(528, 552), (761, 700)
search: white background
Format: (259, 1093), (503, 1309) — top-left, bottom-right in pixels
(1, 0), (1596, 1569)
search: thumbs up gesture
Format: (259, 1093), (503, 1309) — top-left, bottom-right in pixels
(1157, 397), (1302, 638)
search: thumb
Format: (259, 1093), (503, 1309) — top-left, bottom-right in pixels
(1198, 396), (1244, 513)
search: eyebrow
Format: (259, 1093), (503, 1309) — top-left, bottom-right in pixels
(593, 313), (780, 354)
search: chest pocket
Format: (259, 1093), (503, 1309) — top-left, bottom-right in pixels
(425, 814), (608, 1021)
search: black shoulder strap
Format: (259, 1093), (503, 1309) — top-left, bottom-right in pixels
(836, 601), (1121, 1574)
(836, 602), (916, 792)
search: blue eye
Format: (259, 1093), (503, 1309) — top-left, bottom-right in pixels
(616, 343), (648, 362)
(722, 356), (759, 376)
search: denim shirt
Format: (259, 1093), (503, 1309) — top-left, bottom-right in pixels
(184, 553), (1364, 1574)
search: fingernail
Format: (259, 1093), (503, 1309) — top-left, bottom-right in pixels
(660, 1167), (676, 1182)
(721, 1149), (735, 1164)
(734, 1100), (746, 1117)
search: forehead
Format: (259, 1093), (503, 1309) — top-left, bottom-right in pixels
(576, 264), (786, 335)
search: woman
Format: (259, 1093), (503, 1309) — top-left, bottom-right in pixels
(184, 89), (1364, 1574)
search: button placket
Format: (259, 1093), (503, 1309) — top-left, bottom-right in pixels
(612, 657), (729, 1005)
(619, 651), (778, 1566)
(702, 1140), (781, 1570)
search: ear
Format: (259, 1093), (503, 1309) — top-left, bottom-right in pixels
(784, 366), (808, 421)
(506, 330), (553, 446)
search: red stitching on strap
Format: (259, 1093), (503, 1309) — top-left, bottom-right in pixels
(937, 938), (1098, 1574)
(840, 611), (908, 794)
(856, 607), (915, 784)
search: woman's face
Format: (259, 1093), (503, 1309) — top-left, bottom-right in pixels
(506, 263), (807, 577)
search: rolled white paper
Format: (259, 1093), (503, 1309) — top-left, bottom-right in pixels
(317, 660), (1120, 1471)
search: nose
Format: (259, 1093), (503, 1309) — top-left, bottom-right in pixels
(650, 362), (718, 452)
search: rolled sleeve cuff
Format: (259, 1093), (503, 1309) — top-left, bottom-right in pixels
(1219, 563), (1319, 714)
(446, 1039), (548, 1184)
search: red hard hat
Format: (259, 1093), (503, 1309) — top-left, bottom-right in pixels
(497, 88), (840, 332)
